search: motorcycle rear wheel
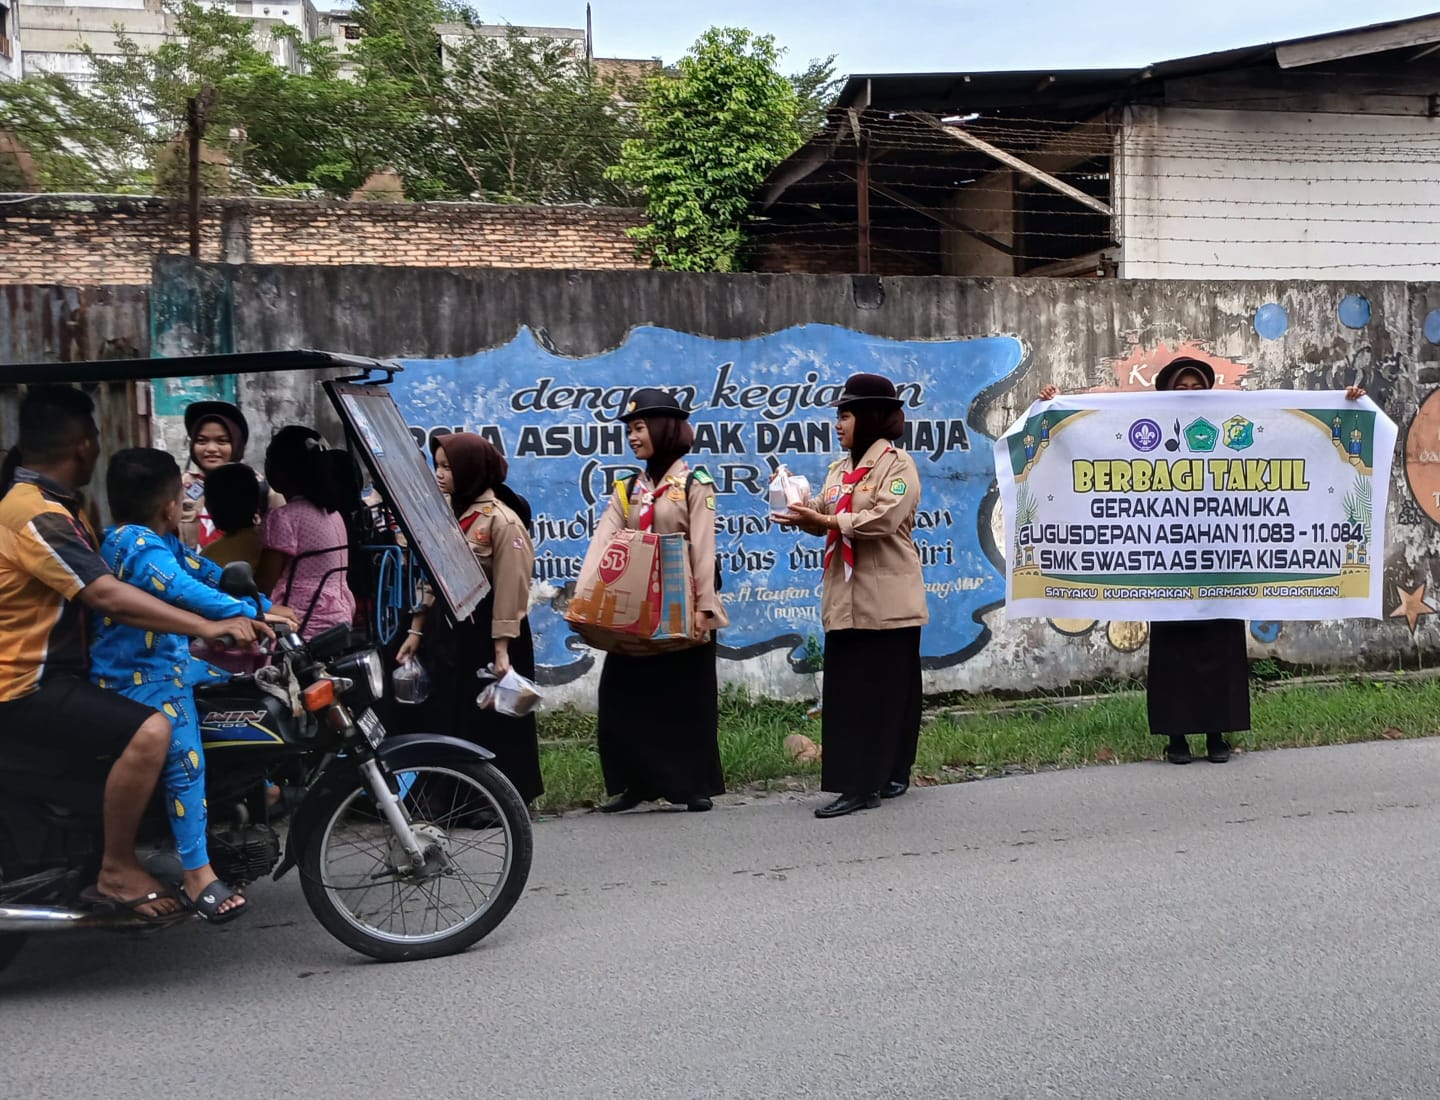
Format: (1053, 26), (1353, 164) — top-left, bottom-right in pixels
(298, 761), (532, 962)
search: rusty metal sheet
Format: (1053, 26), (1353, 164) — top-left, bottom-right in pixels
(0, 284), (153, 520)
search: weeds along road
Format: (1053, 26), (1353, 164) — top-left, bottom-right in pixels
(5, 739), (1440, 1099)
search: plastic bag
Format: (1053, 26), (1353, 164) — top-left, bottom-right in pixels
(392, 657), (432, 705)
(768, 465), (812, 514)
(476, 665), (543, 718)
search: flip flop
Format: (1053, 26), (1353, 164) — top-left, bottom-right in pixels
(183, 879), (249, 925)
(79, 885), (188, 926)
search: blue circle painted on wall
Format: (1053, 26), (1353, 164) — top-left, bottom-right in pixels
(1250, 621), (1281, 644)
(1338, 294), (1371, 329)
(1253, 303), (1288, 340)
(1426, 309), (1440, 345)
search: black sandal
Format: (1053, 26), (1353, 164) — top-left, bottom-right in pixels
(184, 880), (249, 924)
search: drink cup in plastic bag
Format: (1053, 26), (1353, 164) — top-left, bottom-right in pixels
(393, 657), (432, 705)
(768, 466), (812, 514)
(476, 665), (543, 717)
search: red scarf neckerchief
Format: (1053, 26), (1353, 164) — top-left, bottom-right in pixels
(823, 463), (872, 582)
(636, 467), (685, 532)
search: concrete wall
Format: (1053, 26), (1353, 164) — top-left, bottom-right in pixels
(0, 0), (21, 83)
(145, 261), (1440, 705)
(1116, 106), (1440, 280)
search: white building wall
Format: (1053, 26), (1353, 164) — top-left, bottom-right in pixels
(0, 0), (20, 82)
(21, 0), (319, 80)
(1115, 104), (1440, 280)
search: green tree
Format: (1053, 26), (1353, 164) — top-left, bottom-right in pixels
(607, 27), (802, 271)
(0, 0), (403, 195)
(351, 2), (641, 202)
(790, 55), (844, 143)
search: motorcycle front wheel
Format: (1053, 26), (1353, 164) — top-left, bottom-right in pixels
(298, 761), (532, 962)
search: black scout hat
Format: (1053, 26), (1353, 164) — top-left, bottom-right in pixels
(833, 372), (902, 410)
(184, 400), (250, 446)
(620, 388), (690, 423)
(1154, 357), (1215, 392)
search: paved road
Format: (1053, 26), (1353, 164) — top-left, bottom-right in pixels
(5, 739), (1440, 1099)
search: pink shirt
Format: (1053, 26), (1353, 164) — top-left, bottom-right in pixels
(262, 498), (356, 638)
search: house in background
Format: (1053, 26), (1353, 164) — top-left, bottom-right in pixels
(0, 0), (21, 82)
(752, 12), (1440, 281)
(21, 0), (322, 80)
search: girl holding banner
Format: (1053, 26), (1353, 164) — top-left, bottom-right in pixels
(584, 389), (729, 814)
(775, 374), (928, 819)
(1038, 358), (1366, 766)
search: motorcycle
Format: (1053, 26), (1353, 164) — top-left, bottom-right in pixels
(0, 353), (536, 968)
(0, 563), (532, 965)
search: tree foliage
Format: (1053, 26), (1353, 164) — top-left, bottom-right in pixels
(0, 0), (642, 201)
(0, 5), (850, 268)
(790, 55), (845, 142)
(608, 28), (805, 272)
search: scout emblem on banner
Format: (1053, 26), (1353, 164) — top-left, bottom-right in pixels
(994, 391), (1398, 622)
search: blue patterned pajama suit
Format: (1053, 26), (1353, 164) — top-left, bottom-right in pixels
(91, 526), (267, 871)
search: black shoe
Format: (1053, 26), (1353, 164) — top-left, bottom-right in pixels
(814, 792), (881, 819)
(687, 797), (713, 812)
(1206, 736), (1232, 763)
(1164, 736), (1192, 765)
(880, 780), (909, 799)
(598, 790), (643, 814)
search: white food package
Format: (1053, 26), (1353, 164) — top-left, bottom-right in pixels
(476, 666), (543, 718)
(768, 466), (812, 514)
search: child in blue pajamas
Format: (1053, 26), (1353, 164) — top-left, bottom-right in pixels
(91, 449), (274, 923)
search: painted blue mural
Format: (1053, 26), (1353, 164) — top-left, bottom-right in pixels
(392, 324), (1027, 676)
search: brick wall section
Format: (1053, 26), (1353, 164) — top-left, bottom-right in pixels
(0, 194), (648, 284)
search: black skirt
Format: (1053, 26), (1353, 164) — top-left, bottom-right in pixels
(820, 627), (923, 796)
(406, 591), (544, 804)
(596, 639), (724, 802)
(1146, 619), (1250, 737)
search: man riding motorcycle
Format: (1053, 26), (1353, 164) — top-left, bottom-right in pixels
(0, 386), (269, 921)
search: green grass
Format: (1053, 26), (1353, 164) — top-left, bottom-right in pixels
(533, 676), (1440, 814)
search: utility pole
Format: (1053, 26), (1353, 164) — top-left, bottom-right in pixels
(185, 84), (217, 259)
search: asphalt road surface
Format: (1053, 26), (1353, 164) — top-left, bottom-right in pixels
(4, 739), (1439, 1099)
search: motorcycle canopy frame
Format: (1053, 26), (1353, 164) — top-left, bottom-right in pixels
(0, 349), (489, 623)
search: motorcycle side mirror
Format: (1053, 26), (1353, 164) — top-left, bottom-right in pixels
(219, 561), (262, 604)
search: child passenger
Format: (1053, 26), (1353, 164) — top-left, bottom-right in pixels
(91, 448), (279, 922)
(200, 462), (265, 571)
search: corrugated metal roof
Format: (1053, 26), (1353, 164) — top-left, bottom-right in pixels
(836, 10), (1440, 113)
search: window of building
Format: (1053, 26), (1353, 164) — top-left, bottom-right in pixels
(343, 24), (362, 40)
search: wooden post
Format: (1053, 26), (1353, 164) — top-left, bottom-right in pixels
(185, 85), (216, 259)
(186, 95), (202, 259)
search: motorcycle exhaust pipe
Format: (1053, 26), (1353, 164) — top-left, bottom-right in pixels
(0, 904), (116, 932)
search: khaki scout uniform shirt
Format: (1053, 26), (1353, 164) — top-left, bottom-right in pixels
(585, 459), (730, 628)
(813, 439), (929, 632)
(457, 490), (535, 640)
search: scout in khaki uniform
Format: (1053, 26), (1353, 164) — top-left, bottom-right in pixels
(777, 373), (928, 819)
(178, 401), (282, 551)
(584, 388), (730, 814)
(397, 433), (542, 805)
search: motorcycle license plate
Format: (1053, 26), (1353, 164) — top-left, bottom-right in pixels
(357, 708), (386, 749)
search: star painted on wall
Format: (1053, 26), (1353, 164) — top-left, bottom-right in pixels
(1390, 584), (1437, 632)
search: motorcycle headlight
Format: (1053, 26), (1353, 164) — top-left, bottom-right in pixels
(332, 649), (385, 707)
